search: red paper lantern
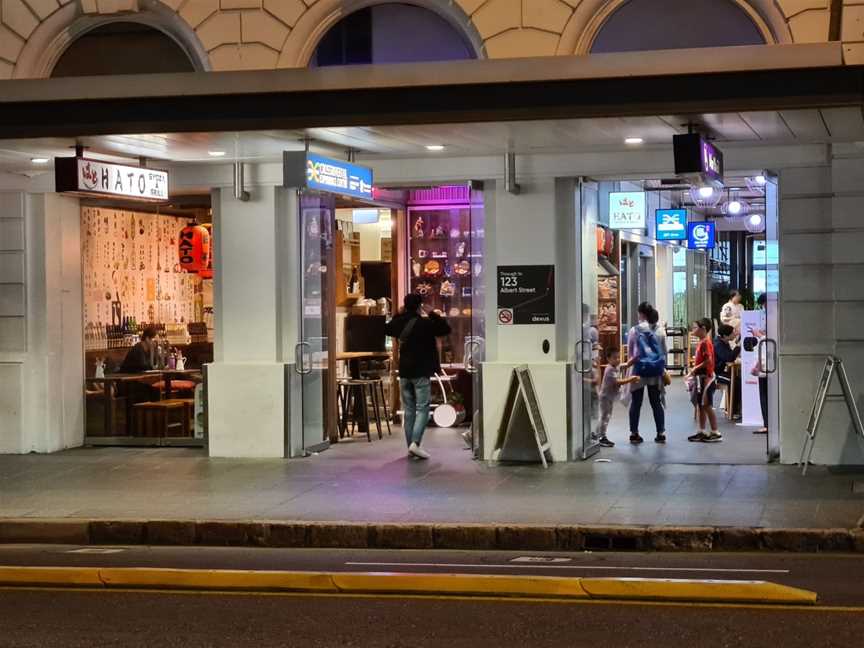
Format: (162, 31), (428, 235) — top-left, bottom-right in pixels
(199, 255), (213, 280)
(199, 224), (213, 279)
(178, 224), (210, 273)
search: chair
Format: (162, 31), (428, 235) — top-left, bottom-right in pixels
(337, 379), (383, 442)
(358, 359), (393, 437)
(132, 401), (188, 439)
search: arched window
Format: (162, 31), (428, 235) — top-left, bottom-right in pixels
(313, 3), (475, 67)
(51, 22), (195, 77)
(591, 0), (764, 54)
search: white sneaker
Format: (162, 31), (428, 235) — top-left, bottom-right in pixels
(408, 442), (430, 459)
(461, 430), (473, 448)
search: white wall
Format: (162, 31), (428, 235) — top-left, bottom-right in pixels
(208, 185), (297, 458)
(654, 245), (674, 328)
(778, 148), (864, 465)
(0, 191), (82, 453)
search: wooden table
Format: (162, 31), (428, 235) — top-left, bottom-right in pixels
(335, 351), (391, 377)
(87, 370), (202, 440)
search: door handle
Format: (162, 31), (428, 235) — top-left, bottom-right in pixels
(576, 340), (593, 375)
(465, 339), (482, 374)
(294, 341), (311, 375)
(760, 338), (778, 374)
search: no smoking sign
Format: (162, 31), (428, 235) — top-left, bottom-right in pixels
(498, 308), (514, 325)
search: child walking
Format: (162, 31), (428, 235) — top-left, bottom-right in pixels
(687, 318), (722, 443)
(596, 347), (639, 447)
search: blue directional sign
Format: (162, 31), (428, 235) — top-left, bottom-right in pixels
(283, 151), (373, 200)
(655, 209), (687, 241)
(687, 221), (716, 250)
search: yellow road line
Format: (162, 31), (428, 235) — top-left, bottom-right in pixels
(0, 567), (817, 605)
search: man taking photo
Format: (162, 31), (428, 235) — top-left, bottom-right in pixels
(385, 294), (451, 460)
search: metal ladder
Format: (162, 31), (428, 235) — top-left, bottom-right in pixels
(799, 355), (864, 475)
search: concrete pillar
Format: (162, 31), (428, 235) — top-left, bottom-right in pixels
(778, 147), (864, 465)
(481, 178), (571, 461)
(207, 185), (300, 458)
(0, 191), (83, 454)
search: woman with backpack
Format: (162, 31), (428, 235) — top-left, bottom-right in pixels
(625, 302), (667, 444)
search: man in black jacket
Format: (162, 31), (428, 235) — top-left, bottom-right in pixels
(120, 327), (158, 373)
(384, 294), (451, 459)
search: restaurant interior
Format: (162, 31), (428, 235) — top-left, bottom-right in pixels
(82, 178), (484, 453)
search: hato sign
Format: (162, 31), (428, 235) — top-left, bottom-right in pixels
(609, 191), (646, 230)
(55, 157), (169, 202)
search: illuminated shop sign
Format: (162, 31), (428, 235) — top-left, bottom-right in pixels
(687, 221), (716, 250)
(609, 191), (646, 230)
(673, 133), (724, 184)
(283, 151), (373, 200)
(655, 208), (687, 241)
(55, 157), (169, 202)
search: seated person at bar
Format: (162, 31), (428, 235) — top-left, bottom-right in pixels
(715, 324), (741, 419)
(120, 326), (158, 373)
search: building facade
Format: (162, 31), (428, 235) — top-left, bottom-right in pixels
(0, 0), (857, 79)
(1, 0), (864, 467)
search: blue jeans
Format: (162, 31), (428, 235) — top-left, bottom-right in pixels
(400, 377), (431, 446)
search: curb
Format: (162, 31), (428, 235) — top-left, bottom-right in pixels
(1, 519), (862, 553)
(0, 566), (818, 605)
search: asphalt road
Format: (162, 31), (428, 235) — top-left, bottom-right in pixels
(0, 588), (862, 648)
(0, 545), (863, 605)
(0, 546), (863, 648)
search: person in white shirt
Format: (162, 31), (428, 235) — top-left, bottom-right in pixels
(720, 290), (744, 339)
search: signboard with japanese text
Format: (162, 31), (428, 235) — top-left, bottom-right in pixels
(497, 265), (555, 325)
(283, 151), (373, 200)
(55, 157), (169, 202)
(608, 191), (646, 230)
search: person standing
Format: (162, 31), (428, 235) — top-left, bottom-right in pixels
(626, 302), (667, 444)
(595, 347), (639, 447)
(720, 290), (744, 339)
(687, 318), (721, 443)
(752, 293), (769, 435)
(385, 294), (451, 460)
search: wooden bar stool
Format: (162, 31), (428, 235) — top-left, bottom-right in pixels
(132, 401), (188, 439)
(161, 398), (195, 436)
(338, 379), (383, 442)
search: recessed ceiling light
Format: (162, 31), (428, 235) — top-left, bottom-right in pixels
(425, 145), (445, 152)
(31, 157), (49, 164)
(208, 151), (226, 157)
(624, 137), (644, 145)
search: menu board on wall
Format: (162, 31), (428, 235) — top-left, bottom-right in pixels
(81, 207), (202, 326)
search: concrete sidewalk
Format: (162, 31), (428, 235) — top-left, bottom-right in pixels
(0, 429), (862, 530)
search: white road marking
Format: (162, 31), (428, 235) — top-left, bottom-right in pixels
(65, 548), (126, 555)
(511, 556), (572, 564)
(344, 561), (790, 574)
